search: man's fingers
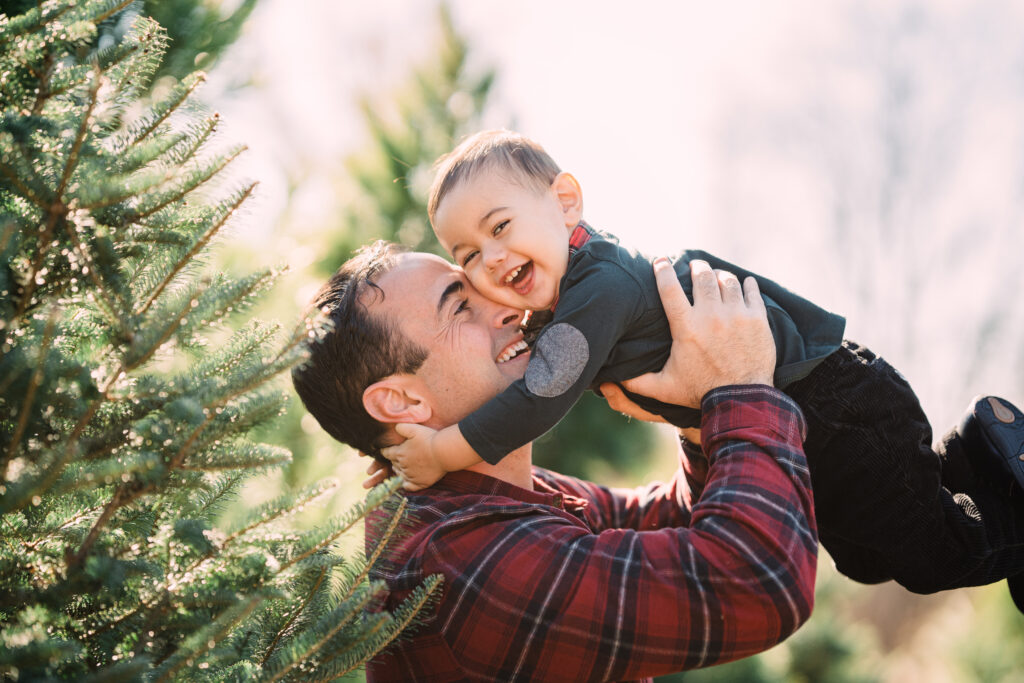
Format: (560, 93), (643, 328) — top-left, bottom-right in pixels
(362, 467), (390, 489)
(716, 269), (743, 305)
(599, 382), (666, 423)
(690, 260), (720, 304)
(742, 276), (765, 312)
(651, 257), (692, 337)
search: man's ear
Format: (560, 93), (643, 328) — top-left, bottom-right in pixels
(552, 172), (583, 228)
(362, 375), (433, 425)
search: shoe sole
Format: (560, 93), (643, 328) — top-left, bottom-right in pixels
(962, 395), (1024, 491)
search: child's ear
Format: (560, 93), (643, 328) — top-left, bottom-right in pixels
(363, 375), (433, 425)
(552, 172), (583, 228)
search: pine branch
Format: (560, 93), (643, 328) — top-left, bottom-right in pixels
(12, 69), (101, 324)
(122, 72), (206, 148)
(150, 593), (263, 682)
(124, 145), (247, 223)
(0, 2), (76, 48)
(134, 180), (255, 316)
(342, 496), (407, 601)
(259, 566), (328, 666)
(2, 308), (57, 475)
(260, 589), (380, 683)
(331, 575), (444, 678)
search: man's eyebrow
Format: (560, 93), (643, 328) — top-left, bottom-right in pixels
(437, 279), (465, 316)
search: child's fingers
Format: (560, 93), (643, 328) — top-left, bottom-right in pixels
(395, 422), (430, 440)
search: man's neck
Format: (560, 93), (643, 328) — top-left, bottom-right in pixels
(465, 443), (534, 490)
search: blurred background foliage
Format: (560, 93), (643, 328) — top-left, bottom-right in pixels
(142, 0), (1021, 680)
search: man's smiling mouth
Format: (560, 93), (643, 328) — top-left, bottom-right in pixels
(496, 339), (530, 363)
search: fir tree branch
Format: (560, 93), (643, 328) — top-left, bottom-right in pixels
(343, 497), (407, 601)
(134, 180), (254, 316)
(22, 504), (103, 553)
(125, 145), (246, 224)
(2, 307), (58, 476)
(127, 73), (205, 148)
(0, 162), (48, 209)
(12, 70), (101, 324)
(62, 212), (128, 324)
(261, 590), (379, 683)
(0, 2), (75, 48)
(330, 575), (443, 678)
(30, 49), (55, 115)
(56, 68), (100, 201)
(151, 594), (262, 682)
(91, 0), (138, 28)
(259, 565), (328, 666)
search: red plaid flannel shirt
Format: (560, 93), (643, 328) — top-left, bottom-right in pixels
(367, 386), (817, 682)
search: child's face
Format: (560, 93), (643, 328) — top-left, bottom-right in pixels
(433, 169), (582, 311)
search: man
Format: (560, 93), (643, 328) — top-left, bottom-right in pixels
(292, 241), (818, 682)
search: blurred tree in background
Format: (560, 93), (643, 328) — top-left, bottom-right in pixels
(0, 2), (436, 679)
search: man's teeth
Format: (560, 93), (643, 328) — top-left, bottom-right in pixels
(504, 265), (523, 284)
(497, 340), (529, 363)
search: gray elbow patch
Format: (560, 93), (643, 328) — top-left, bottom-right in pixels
(525, 323), (590, 397)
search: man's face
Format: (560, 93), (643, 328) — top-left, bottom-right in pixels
(370, 252), (531, 428)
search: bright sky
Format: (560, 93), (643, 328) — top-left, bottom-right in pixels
(209, 0), (1024, 430)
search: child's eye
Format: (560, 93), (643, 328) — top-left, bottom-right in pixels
(462, 250), (478, 266)
(492, 220), (509, 236)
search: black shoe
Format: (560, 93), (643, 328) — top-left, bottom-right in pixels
(956, 396), (1024, 493)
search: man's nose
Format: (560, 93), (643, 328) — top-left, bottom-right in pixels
(488, 304), (523, 328)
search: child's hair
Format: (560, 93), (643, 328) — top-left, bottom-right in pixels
(428, 130), (561, 223)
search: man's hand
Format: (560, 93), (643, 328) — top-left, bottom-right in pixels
(601, 258), (775, 413)
(360, 453), (393, 489)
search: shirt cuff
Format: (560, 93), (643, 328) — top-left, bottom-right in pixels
(699, 384), (807, 446)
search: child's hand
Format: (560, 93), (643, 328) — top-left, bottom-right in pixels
(382, 423), (448, 491)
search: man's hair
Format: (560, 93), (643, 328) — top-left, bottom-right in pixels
(291, 241), (428, 462)
(427, 129), (561, 224)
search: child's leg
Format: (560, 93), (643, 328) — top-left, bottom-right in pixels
(785, 341), (1024, 594)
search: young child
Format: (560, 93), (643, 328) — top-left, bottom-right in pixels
(387, 129), (1024, 601)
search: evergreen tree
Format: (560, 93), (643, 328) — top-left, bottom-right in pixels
(308, 3), (657, 482)
(0, 3), (438, 679)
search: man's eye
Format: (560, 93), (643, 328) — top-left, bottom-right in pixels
(493, 219), (509, 236)
(455, 299), (470, 314)
(462, 251), (478, 266)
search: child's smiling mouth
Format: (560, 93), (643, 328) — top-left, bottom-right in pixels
(503, 261), (534, 296)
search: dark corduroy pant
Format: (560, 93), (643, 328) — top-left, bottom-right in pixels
(786, 340), (1024, 593)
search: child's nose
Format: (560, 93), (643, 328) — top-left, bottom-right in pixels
(483, 245), (505, 271)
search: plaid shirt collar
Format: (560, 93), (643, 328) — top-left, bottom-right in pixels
(426, 468), (590, 515)
(550, 221), (596, 313)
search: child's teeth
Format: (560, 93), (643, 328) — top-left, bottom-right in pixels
(505, 266), (522, 284)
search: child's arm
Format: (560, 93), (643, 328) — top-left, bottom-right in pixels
(382, 423), (482, 491)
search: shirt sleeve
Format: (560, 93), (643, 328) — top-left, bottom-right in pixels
(425, 386), (818, 681)
(459, 255), (649, 463)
